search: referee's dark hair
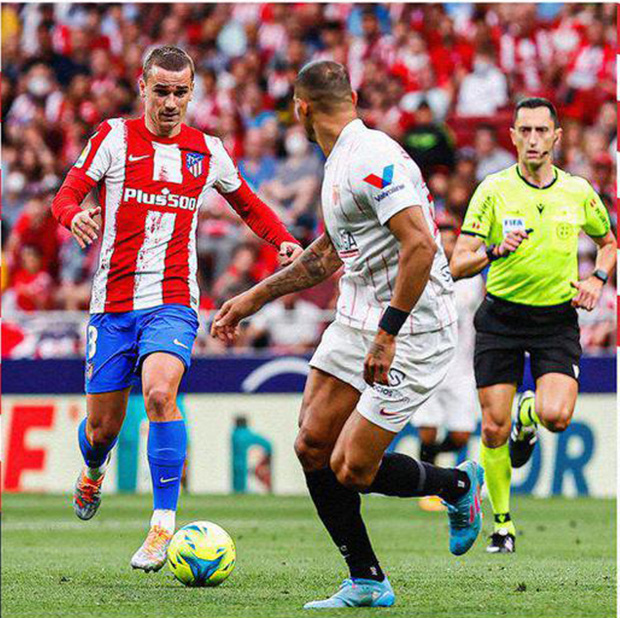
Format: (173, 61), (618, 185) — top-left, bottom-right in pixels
(294, 60), (353, 112)
(514, 97), (559, 127)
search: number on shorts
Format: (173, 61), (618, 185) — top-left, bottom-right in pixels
(87, 325), (98, 360)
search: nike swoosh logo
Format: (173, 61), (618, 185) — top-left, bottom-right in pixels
(378, 408), (398, 417)
(173, 338), (189, 349)
(160, 477), (178, 484)
(129, 154), (150, 162)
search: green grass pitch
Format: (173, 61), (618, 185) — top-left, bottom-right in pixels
(2, 493), (615, 618)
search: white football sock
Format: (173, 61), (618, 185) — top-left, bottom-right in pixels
(151, 509), (176, 534)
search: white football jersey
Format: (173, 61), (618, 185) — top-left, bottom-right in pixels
(321, 119), (456, 334)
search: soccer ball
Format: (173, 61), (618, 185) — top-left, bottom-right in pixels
(167, 521), (236, 587)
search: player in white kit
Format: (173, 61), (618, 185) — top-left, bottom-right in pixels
(414, 218), (482, 511)
(212, 61), (484, 609)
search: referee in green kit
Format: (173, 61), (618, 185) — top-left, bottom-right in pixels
(450, 97), (616, 554)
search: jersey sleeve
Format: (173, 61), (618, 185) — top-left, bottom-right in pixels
(72, 120), (117, 183)
(461, 180), (496, 241)
(351, 140), (427, 226)
(52, 120), (118, 229)
(581, 182), (611, 238)
(208, 137), (242, 194)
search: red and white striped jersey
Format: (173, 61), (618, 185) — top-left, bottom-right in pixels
(53, 117), (296, 314)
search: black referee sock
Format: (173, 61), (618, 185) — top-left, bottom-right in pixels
(304, 467), (384, 582)
(362, 452), (470, 503)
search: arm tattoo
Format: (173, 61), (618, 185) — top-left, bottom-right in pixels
(262, 234), (342, 301)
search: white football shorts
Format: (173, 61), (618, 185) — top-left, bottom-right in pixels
(413, 361), (479, 433)
(309, 320), (457, 433)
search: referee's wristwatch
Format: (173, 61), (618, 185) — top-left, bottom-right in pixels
(592, 269), (608, 285)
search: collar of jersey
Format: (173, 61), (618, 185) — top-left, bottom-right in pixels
(515, 164), (558, 190)
(326, 118), (365, 165)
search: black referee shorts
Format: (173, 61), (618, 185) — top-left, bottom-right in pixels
(473, 294), (582, 389)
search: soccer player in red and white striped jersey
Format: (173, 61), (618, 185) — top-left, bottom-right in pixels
(52, 46), (301, 572)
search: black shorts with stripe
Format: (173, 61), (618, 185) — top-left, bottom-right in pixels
(473, 293), (582, 388)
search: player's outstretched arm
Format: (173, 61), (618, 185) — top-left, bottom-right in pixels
(221, 177), (302, 265)
(571, 230), (617, 311)
(211, 233), (341, 343)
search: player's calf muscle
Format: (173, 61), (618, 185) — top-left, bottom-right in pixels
(85, 393), (128, 446)
(333, 461), (376, 492)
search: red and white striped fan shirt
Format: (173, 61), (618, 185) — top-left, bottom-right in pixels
(53, 117), (297, 314)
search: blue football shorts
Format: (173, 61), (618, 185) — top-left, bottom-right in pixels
(85, 304), (199, 394)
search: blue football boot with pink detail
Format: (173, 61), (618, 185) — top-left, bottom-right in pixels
(303, 576), (395, 609)
(443, 460), (484, 556)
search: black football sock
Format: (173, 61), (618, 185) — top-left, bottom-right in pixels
(437, 435), (462, 453)
(362, 452), (470, 503)
(420, 441), (439, 465)
(304, 467), (384, 582)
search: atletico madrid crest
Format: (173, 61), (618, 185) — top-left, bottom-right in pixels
(186, 152), (205, 177)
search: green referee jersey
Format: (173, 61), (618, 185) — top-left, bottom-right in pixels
(461, 164), (610, 306)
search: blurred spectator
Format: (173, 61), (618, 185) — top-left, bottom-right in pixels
(454, 146), (478, 186)
(579, 286), (616, 353)
(55, 237), (98, 310)
(4, 245), (54, 311)
(212, 242), (261, 306)
(261, 126), (322, 236)
(6, 195), (62, 282)
(238, 128), (277, 192)
(401, 101), (455, 176)
(244, 293), (323, 354)
(400, 64), (452, 122)
(456, 45), (509, 117)
(445, 177), (473, 221)
(497, 4), (554, 96)
(473, 125), (516, 182)
(239, 83), (277, 130)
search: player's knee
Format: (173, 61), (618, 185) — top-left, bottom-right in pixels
(481, 417), (510, 447)
(294, 429), (332, 471)
(540, 404), (572, 433)
(144, 387), (175, 420)
(333, 459), (373, 492)
(449, 432), (471, 449)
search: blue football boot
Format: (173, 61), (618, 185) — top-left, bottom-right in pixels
(303, 577), (395, 609)
(444, 460), (484, 556)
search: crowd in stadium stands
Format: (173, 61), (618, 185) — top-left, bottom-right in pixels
(1, 3), (616, 356)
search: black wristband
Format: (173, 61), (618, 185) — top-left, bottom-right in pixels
(592, 269), (608, 284)
(486, 245), (500, 263)
(379, 306), (410, 336)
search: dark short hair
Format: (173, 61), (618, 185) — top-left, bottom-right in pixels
(294, 60), (353, 112)
(514, 97), (559, 127)
(143, 46), (195, 83)
(476, 123), (497, 138)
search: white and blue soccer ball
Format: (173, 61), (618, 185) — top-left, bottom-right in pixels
(167, 521), (236, 587)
